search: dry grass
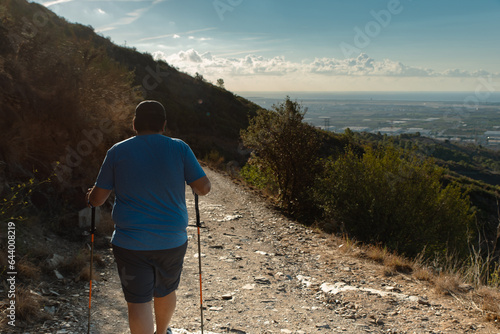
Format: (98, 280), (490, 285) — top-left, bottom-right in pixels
(363, 244), (413, 274)
(434, 273), (463, 296)
(365, 245), (388, 263)
(78, 265), (97, 282)
(337, 235), (360, 256)
(15, 286), (46, 323)
(60, 249), (103, 282)
(477, 286), (500, 315)
(17, 257), (41, 281)
(60, 250), (89, 276)
(384, 253), (413, 274)
(413, 267), (434, 281)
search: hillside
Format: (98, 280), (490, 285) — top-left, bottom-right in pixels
(2, 168), (500, 333)
(0, 0), (258, 201)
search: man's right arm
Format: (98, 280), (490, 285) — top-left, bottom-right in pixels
(189, 176), (211, 196)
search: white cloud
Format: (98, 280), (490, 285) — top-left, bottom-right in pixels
(96, 0), (167, 33)
(138, 28), (217, 42)
(95, 8), (106, 15)
(173, 34), (180, 39)
(154, 50), (499, 80)
(42, 0), (72, 6)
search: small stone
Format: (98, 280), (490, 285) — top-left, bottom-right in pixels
(221, 294), (233, 300)
(54, 270), (64, 280)
(242, 284), (255, 290)
(47, 254), (65, 268)
(254, 276), (271, 285)
(274, 272), (285, 279)
(418, 298), (430, 306)
(44, 306), (56, 315)
(222, 215), (243, 221)
(209, 306), (223, 311)
(50, 290), (61, 296)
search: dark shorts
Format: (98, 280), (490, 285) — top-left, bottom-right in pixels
(112, 242), (188, 303)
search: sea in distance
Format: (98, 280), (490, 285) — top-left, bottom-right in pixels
(237, 91), (500, 148)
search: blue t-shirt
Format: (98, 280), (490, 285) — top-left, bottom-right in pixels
(95, 134), (206, 251)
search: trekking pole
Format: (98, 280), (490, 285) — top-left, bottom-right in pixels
(195, 193), (204, 334)
(88, 206), (96, 334)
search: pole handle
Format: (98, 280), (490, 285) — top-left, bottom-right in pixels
(90, 206), (96, 234)
(195, 194), (201, 227)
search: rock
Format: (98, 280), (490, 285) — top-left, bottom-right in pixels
(44, 306), (56, 315)
(297, 275), (313, 287)
(47, 254), (65, 268)
(274, 272), (285, 279)
(209, 306), (223, 311)
(221, 293), (233, 300)
(242, 284), (255, 290)
(321, 282), (357, 295)
(417, 298), (430, 306)
(50, 289), (61, 296)
(220, 214), (243, 222)
(254, 276), (271, 285)
(385, 286), (402, 293)
(54, 270), (64, 280)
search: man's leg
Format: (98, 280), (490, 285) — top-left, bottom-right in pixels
(127, 301), (154, 334)
(154, 291), (177, 334)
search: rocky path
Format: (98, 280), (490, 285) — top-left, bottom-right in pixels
(13, 168), (499, 333)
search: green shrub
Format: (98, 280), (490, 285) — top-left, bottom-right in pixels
(241, 97), (321, 216)
(240, 161), (276, 192)
(316, 146), (474, 259)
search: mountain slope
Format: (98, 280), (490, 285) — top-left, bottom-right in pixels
(0, 0), (258, 196)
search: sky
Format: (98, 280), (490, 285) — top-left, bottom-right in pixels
(32, 0), (500, 93)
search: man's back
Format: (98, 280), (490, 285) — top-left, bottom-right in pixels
(95, 134), (206, 250)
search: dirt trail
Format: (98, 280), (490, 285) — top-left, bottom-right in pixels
(11, 168), (499, 334)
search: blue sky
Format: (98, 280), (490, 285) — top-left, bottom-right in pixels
(34, 0), (500, 92)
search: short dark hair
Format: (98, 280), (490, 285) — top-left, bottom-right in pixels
(134, 100), (166, 132)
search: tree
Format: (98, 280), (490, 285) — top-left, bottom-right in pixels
(241, 97), (321, 216)
(195, 72), (205, 82)
(216, 78), (225, 89)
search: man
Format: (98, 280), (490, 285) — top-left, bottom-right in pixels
(86, 100), (211, 334)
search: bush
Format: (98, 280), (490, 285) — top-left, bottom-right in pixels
(241, 97), (321, 216)
(316, 146), (474, 259)
(240, 162), (276, 193)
